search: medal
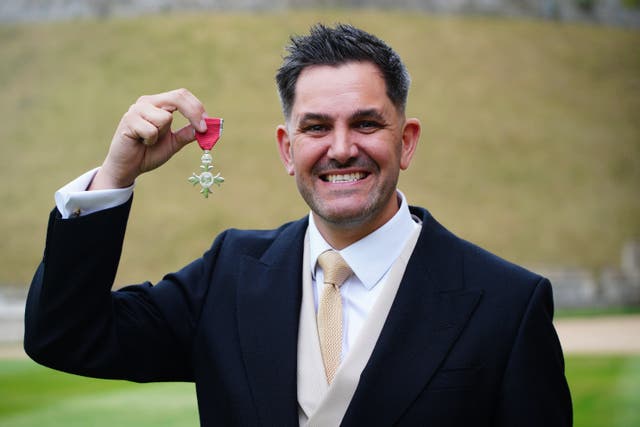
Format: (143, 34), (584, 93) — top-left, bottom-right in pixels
(188, 117), (225, 198)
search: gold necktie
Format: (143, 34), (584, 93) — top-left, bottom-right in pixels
(317, 250), (353, 384)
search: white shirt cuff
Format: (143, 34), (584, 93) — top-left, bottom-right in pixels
(54, 167), (135, 219)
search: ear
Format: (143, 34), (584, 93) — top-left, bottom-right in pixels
(399, 118), (421, 170)
(276, 124), (295, 176)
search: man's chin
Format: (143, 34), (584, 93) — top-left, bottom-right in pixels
(314, 204), (376, 228)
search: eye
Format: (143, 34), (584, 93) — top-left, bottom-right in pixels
(301, 123), (330, 135)
(354, 120), (382, 133)
(357, 121), (377, 128)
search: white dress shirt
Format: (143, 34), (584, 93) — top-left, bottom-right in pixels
(55, 168), (134, 218)
(308, 191), (420, 360)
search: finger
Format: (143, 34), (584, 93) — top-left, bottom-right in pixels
(131, 102), (174, 132)
(123, 114), (160, 146)
(137, 88), (207, 133)
(133, 103), (174, 142)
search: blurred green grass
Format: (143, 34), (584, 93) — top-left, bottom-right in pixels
(566, 355), (640, 427)
(1, 355), (638, 426)
(556, 305), (640, 317)
(1, 11), (638, 287)
(0, 359), (198, 426)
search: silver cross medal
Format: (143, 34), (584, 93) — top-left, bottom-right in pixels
(188, 117), (225, 198)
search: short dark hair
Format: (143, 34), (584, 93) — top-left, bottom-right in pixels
(275, 23), (411, 119)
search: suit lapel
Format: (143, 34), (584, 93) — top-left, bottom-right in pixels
(236, 218), (307, 426)
(343, 208), (482, 426)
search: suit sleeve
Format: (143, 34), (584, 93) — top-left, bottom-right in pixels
(24, 199), (220, 382)
(493, 278), (573, 426)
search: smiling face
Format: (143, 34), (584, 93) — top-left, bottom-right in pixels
(277, 61), (420, 247)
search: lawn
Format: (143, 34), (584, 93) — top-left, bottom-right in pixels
(0, 10), (638, 288)
(566, 355), (640, 427)
(0, 359), (199, 426)
(0, 356), (637, 426)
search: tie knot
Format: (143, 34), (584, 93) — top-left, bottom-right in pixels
(318, 250), (352, 288)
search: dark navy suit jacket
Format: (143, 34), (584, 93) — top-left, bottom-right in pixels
(25, 199), (572, 426)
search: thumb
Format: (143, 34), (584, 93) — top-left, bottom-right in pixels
(173, 124), (197, 151)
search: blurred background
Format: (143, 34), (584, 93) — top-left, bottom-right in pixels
(0, 1), (639, 426)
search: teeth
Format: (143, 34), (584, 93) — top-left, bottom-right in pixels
(325, 172), (366, 183)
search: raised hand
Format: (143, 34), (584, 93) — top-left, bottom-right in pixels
(90, 88), (208, 190)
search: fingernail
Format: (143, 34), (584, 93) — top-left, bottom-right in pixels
(199, 119), (207, 132)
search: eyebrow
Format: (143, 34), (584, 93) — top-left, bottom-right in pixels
(298, 109), (385, 125)
(351, 109), (385, 121)
(298, 113), (332, 124)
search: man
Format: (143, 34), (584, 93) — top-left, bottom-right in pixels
(25, 24), (572, 426)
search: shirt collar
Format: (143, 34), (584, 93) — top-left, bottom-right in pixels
(308, 190), (419, 290)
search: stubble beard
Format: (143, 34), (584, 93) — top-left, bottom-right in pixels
(296, 171), (399, 231)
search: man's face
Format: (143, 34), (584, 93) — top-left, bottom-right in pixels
(277, 61), (420, 242)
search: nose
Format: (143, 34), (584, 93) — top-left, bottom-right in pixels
(327, 127), (358, 164)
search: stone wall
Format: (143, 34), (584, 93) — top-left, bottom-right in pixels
(540, 241), (640, 309)
(1, 0), (640, 27)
